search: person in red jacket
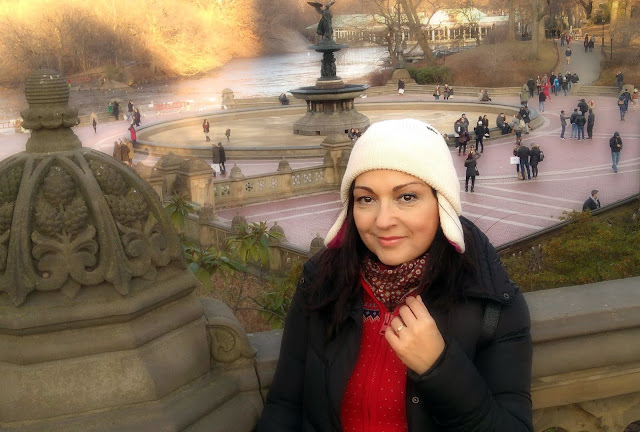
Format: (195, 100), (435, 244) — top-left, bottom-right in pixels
(258, 119), (533, 432)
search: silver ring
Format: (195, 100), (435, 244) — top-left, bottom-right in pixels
(396, 325), (404, 332)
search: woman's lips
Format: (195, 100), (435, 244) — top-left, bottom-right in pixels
(377, 236), (404, 247)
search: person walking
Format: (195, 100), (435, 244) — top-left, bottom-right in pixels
(530, 143), (542, 178)
(90, 112), (98, 133)
(517, 142), (532, 180)
(474, 118), (485, 153)
(133, 108), (141, 127)
(217, 142), (227, 174)
(565, 46), (572, 64)
(538, 90), (547, 112)
(618, 93), (629, 121)
(203, 119), (211, 142)
(610, 132), (623, 173)
(257, 118), (533, 432)
(587, 109), (595, 139)
(570, 108), (579, 139)
(127, 100), (134, 120)
(560, 110), (567, 139)
(575, 110), (586, 140)
(464, 150), (481, 192)
(561, 75), (569, 96)
(583, 190), (601, 211)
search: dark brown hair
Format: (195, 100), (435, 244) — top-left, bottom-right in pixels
(306, 184), (477, 340)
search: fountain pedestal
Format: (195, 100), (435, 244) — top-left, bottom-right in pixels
(290, 42), (370, 136)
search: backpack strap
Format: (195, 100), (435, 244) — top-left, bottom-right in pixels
(478, 301), (502, 349)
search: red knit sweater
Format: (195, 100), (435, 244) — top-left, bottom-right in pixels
(340, 277), (408, 432)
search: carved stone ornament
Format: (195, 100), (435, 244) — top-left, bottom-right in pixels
(0, 70), (185, 306)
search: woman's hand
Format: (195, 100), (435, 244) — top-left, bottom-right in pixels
(385, 296), (445, 375)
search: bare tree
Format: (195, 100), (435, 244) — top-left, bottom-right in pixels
(398, 0), (442, 64)
(530, 0), (551, 59)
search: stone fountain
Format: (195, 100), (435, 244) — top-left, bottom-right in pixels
(289, 3), (370, 136)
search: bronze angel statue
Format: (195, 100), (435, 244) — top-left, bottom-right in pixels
(308, 1), (336, 41)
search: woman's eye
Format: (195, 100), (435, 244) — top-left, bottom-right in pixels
(356, 196), (373, 203)
(400, 193), (417, 202)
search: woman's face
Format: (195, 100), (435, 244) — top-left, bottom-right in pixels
(353, 170), (440, 266)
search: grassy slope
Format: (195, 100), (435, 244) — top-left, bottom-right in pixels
(442, 41), (558, 87)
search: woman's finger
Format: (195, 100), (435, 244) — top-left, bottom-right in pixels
(406, 296), (430, 319)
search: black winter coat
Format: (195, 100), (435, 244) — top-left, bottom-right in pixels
(464, 154), (480, 177)
(530, 148), (541, 166)
(258, 218), (533, 432)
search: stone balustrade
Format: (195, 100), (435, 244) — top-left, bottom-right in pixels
(242, 277), (640, 432)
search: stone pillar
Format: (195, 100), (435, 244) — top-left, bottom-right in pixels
(229, 164), (245, 202)
(321, 134), (353, 187)
(178, 158), (215, 207)
(268, 222), (286, 272)
(277, 158), (294, 196)
(153, 152), (187, 197)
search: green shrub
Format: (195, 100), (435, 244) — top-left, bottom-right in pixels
(502, 209), (640, 292)
(413, 66), (453, 85)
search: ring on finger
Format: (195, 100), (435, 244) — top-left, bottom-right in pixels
(396, 325), (404, 332)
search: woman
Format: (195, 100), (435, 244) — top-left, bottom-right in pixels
(133, 108), (141, 127)
(482, 114), (490, 138)
(464, 149), (481, 192)
(443, 84), (450, 100)
(530, 142), (542, 178)
(457, 129), (470, 156)
(90, 112), (98, 133)
(257, 119), (533, 431)
(433, 85), (441, 100)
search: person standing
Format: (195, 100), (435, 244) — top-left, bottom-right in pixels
(458, 130), (470, 156)
(128, 124), (137, 145)
(570, 108), (579, 139)
(398, 78), (405, 95)
(560, 110), (567, 139)
(112, 140), (121, 162)
(561, 76), (569, 96)
(610, 132), (623, 173)
(527, 77), (535, 98)
(575, 111), (586, 140)
(203, 119), (211, 142)
(127, 100), (134, 120)
(511, 114), (523, 145)
(443, 84), (451, 100)
(517, 142), (532, 180)
(90, 112), (98, 133)
(583, 190), (601, 211)
(464, 150), (481, 192)
(587, 109), (595, 139)
(433, 85), (441, 100)
(538, 90), (547, 112)
(119, 140), (131, 165)
(217, 142), (227, 174)
(616, 71), (624, 91)
(112, 101), (120, 121)
(460, 113), (469, 133)
(529, 143), (542, 178)
(482, 114), (490, 138)
(578, 99), (589, 116)
(133, 108), (141, 127)
(565, 46), (572, 64)
(474, 118), (485, 153)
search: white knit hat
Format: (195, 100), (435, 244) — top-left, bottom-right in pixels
(325, 118), (465, 253)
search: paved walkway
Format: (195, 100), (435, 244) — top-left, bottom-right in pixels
(557, 36), (602, 85)
(2, 48), (637, 252)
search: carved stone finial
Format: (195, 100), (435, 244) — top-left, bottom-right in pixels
(269, 222), (285, 243)
(231, 214), (247, 233)
(310, 233), (325, 255)
(20, 70), (81, 153)
(277, 158), (292, 172)
(229, 164), (244, 180)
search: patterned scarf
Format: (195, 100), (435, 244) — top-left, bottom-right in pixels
(361, 252), (430, 311)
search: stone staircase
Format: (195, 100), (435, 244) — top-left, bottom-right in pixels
(575, 85), (620, 97)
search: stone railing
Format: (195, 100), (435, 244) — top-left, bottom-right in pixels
(243, 277), (640, 432)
